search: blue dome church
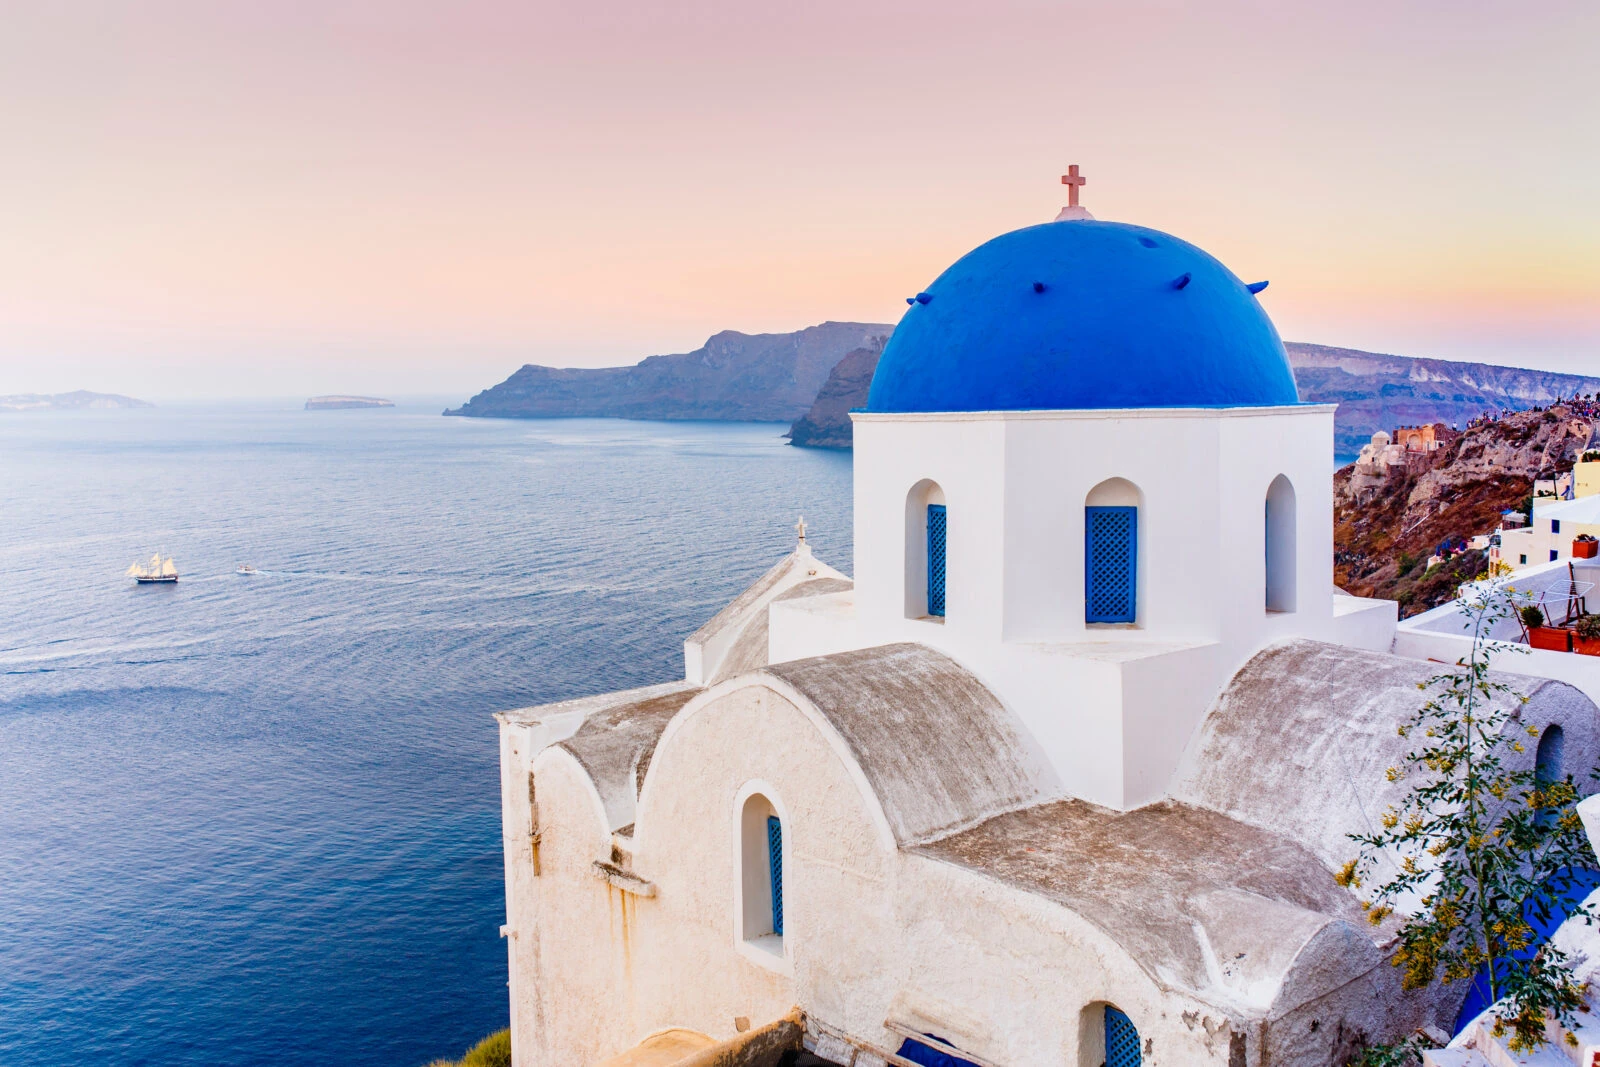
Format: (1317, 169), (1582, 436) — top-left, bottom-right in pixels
(838, 174), (1363, 812)
(489, 172), (1588, 1067)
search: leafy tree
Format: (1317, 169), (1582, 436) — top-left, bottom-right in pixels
(1341, 583), (1596, 1063)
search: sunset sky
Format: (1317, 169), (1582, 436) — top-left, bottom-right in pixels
(1, 0), (1596, 400)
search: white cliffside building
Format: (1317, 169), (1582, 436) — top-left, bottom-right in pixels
(495, 196), (1600, 1067)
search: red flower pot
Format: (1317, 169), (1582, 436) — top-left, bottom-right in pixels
(1529, 626), (1573, 652)
(1573, 539), (1598, 559)
(1576, 635), (1600, 657)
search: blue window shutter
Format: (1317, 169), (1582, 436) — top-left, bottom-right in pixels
(766, 815), (783, 936)
(895, 1035), (983, 1067)
(1086, 506), (1137, 623)
(926, 504), (947, 617)
(1105, 1007), (1142, 1067)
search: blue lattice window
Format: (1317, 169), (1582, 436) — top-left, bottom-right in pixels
(1086, 506), (1137, 623)
(1105, 1006), (1142, 1067)
(927, 504), (947, 618)
(766, 815), (783, 936)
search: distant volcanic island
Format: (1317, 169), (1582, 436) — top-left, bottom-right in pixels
(305, 395), (395, 411)
(1, 390), (153, 412)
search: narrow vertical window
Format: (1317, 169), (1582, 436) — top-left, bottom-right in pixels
(904, 481), (946, 620)
(926, 504), (947, 618)
(1536, 725), (1565, 828)
(1085, 506), (1137, 623)
(1104, 1006), (1142, 1067)
(766, 815), (784, 936)
(1265, 474), (1297, 613)
(739, 791), (784, 955)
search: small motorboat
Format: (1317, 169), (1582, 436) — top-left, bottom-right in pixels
(127, 553), (179, 584)
(236, 563), (258, 575)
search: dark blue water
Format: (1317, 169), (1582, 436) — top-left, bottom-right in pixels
(0, 404), (852, 1066)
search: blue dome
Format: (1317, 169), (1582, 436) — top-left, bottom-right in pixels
(865, 220), (1300, 413)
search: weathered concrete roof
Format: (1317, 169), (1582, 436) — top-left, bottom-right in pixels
(763, 643), (1056, 846)
(710, 576), (854, 685)
(1169, 638), (1600, 877)
(688, 551), (802, 647)
(685, 543), (850, 685)
(917, 799), (1382, 1017)
(503, 682), (702, 832)
(773, 576), (854, 602)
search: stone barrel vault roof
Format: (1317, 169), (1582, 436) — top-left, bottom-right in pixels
(763, 643), (1056, 847)
(1169, 638), (1600, 876)
(502, 682), (703, 833)
(917, 799), (1380, 1016)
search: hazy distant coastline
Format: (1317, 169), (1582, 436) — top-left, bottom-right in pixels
(444, 323), (1600, 459)
(0, 391), (152, 413)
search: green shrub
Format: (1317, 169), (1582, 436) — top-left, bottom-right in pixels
(1396, 552), (1418, 577)
(426, 1030), (511, 1067)
(1521, 605), (1548, 631)
(1576, 615), (1600, 640)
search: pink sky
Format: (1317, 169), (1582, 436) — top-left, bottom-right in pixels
(0, 0), (1596, 400)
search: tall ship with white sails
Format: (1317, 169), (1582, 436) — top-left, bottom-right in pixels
(127, 553), (179, 584)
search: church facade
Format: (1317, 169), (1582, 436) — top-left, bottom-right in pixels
(494, 196), (1600, 1066)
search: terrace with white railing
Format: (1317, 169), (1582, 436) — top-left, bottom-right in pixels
(1396, 558), (1600, 713)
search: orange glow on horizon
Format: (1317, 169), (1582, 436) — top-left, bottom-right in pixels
(0, 1), (1595, 398)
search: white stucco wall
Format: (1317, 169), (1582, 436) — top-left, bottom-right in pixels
(764, 404), (1388, 809)
(500, 673), (1439, 1066)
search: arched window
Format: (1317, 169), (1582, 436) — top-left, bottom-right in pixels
(1079, 1003), (1142, 1067)
(1265, 474), (1297, 613)
(1086, 479), (1140, 625)
(739, 792), (784, 945)
(1536, 725), (1565, 827)
(904, 481), (947, 620)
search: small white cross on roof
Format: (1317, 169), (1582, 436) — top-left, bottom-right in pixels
(1061, 164), (1086, 208)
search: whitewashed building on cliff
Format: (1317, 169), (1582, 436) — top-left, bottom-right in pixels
(494, 188), (1600, 1067)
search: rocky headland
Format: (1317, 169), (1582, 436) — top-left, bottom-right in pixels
(783, 338), (886, 449)
(445, 322), (890, 423)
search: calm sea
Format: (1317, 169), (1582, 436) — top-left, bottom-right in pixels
(0, 403), (853, 1067)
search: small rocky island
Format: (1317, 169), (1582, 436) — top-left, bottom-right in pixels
(305, 395), (395, 410)
(1, 391), (152, 412)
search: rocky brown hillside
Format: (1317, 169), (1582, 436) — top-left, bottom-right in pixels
(784, 341), (1600, 453)
(1334, 406), (1597, 615)
(445, 322), (891, 423)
